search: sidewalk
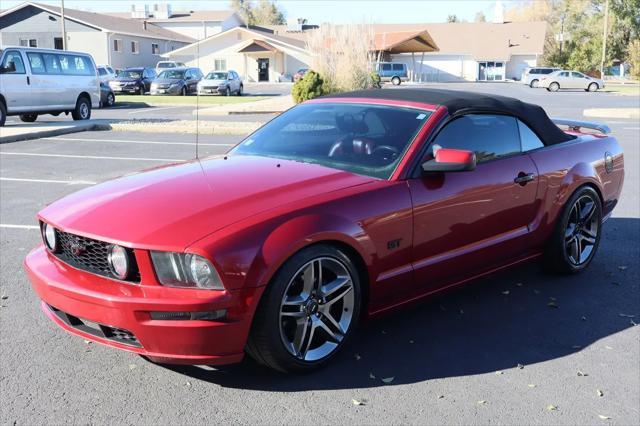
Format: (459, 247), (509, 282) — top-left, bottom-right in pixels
(0, 120), (111, 143)
(195, 95), (295, 116)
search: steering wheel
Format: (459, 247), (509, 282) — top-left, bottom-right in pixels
(372, 145), (400, 161)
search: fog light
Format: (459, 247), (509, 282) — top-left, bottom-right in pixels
(108, 245), (130, 280)
(150, 310), (227, 321)
(42, 223), (58, 252)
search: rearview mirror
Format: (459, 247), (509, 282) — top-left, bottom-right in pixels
(422, 148), (476, 173)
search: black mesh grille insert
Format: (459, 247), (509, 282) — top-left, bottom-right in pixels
(52, 229), (140, 282)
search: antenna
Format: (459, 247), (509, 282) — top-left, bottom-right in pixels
(195, 33), (200, 159)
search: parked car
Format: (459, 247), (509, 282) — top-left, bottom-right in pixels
(155, 61), (186, 73)
(99, 81), (115, 108)
(375, 62), (408, 85)
(109, 67), (156, 95)
(539, 70), (604, 92)
(0, 46), (99, 126)
(521, 67), (559, 87)
(24, 89), (624, 373)
(293, 68), (309, 82)
(197, 70), (243, 96)
(151, 67), (203, 95)
(96, 64), (116, 83)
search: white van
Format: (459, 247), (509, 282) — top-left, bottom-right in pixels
(0, 47), (100, 126)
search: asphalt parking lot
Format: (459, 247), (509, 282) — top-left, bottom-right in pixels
(1, 83), (638, 425)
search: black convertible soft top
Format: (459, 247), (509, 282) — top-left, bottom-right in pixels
(323, 89), (574, 145)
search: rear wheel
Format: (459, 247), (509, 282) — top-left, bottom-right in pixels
(71, 96), (91, 120)
(548, 82), (560, 92)
(0, 102), (6, 127)
(545, 186), (602, 274)
(106, 93), (115, 107)
(529, 79), (539, 88)
(391, 76), (401, 86)
(587, 82), (599, 92)
(19, 113), (38, 123)
(247, 244), (361, 373)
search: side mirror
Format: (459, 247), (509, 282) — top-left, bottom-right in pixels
(422, 148), (476, 173)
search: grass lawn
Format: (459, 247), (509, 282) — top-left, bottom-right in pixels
(115, 95), (267, 105)
(602, 84), (640, 96)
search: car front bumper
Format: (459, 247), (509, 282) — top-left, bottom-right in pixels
(24, 245), (264, 365)
(110, 86), (140, 94)
(150, 86), (182, 95)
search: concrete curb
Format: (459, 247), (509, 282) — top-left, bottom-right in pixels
(0, 121), (112, 143)
(583, 108), (640, 120)
(109, 120), (262, 135)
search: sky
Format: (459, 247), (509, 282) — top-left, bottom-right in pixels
(1, 0), (503, 24)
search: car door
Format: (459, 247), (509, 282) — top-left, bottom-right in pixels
(557, 71), (571, 88)
(408, 114), (540, 294)
(230, 71), (240, 92)
(571, 72), (588, 89)
(0, 49), (32, 111)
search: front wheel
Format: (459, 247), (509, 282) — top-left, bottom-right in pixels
(545, 186), (602, 274)
(391, 76), (401, 85)
(548, 82), (560, 92)
(237, 84), (243, 96)
(587, 82), (599, 92)
(247, 244), (361, 373)
(71, 96), (91, 120)
(19, 113), (38, 123)
(0, 102), (6, 127)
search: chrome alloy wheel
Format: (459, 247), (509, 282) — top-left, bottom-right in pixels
(565, 195), (599, 266)
(80, 102), (90, 119)
(279, 257), (355, 362)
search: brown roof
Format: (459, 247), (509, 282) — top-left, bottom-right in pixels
(373, 30), (438, 53)
(10, 2), (195, 42)
(238, 39), (280, 53)
(109, 10), (237, 23)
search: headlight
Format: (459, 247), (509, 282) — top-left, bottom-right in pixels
(108, 245), (130, 280)
(41, 222), (57, 252)
(150, 251), (224, 290)
(170, 83), (180, 88)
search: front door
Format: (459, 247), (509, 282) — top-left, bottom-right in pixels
(0, 49), (32, 111)
(258, 58), (269, 82)
(408, 114), (539, 293)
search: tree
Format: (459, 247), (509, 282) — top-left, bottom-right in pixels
(474, 11), (486, 22)
(447, 14), (459, 23)
(229, 0), (286, 26)
(628, 39), (640, 79)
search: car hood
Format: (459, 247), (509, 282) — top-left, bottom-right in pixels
(112, 77), (140, 83)
(39, 155), (374, 250)
(154, 78), (183, 85)
(201, 78), (226, 85)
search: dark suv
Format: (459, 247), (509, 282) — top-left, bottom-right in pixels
(150, 67), (203, 96)
(109, 67), (157, 95)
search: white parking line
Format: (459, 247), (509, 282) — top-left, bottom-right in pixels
(0, 224), (39, 230)
(622, 127), (639, 130)
(44, 137), (236, 147)
(0, 152), (183, 162)
(0, 177), (97, 185)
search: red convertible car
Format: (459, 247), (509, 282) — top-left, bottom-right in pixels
(25, 89), (624, 373)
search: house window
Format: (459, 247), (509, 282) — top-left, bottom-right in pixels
(19, 38), (37, 47)
(113, 39), (123, 53)
(131, 41), (140, 54)
(54, 37), (63, 50)
(152, 43), (160, 54)
(214, 59), (227, 70)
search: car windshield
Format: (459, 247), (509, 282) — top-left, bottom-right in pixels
(118, 70), (142, 79)
(206, 72), (228, 80)
(232, 103), (431, 179)
(157, 63), (175, 69)
(159, 70), (185, 79)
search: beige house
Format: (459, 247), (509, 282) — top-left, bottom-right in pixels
(163, 26), (311, 82)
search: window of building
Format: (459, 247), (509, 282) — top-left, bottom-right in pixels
(152, 43), (160, 54)
(54, 37), (63, 50)
(19, 38), (37, 47)
(431, 114), (521, 163)
(113, 39), (123, 53)
(131, 41), (140, 54)
(214, 59), (227, 70)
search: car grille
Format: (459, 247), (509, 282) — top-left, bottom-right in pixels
(156, 84), (170, 89)
(47, 304), (142, 348)
(53, 229), (140, 282)
(202, 86), (218, 90)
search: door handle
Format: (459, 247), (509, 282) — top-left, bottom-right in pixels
(514, 172), (535, 186)
(26, 76), (30, 85)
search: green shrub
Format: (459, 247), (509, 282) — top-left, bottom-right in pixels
(369, 72), (381, 89)
(292, 70), (326, 103)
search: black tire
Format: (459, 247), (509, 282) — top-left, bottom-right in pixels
(544, 186), (602, 274)
(106, 93), (115, 107)
(225, 87), (231, 96)
(548, 82), (560, 92)
(391, 76), (401, 86)
(237, 84), (243, 96)
(588, 82), (599, 92)
(19, 113), (38, 123)
(246, 244), (362, 373)
(71, 96), (91, 120)
(0, 102), (6, 127)
(181, 86), (187, 96)
(529, 79), (539, 88)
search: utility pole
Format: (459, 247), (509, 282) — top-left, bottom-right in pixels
(600, 0), (609, 79)
(60, 0), (67, 50)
